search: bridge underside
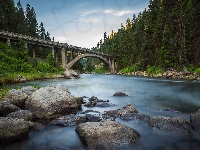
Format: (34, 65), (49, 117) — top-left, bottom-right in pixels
(64, 53), (115, 74)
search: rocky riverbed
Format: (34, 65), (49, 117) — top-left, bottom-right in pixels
(0, 85), (200, 149)
(118, 68), (200, 82)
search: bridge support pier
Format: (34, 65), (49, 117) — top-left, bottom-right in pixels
(61, 47), (66, 67)
(56, 50), (58, 63)
(7, 38), (10, 45)
(33, 48), (36, 58)
(24, 42), (27, 48)
(52, 46), (55, 56)
(70, 50), (73, 61)
(111, 58), (115, 74)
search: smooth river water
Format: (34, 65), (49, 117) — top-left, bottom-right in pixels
(1, 74), (200, 150)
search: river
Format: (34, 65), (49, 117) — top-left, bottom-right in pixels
(1, 74), (200, 150)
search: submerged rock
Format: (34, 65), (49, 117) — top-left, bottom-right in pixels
(76, 120), (140, 150)
(0, 117), (29, 145)
(160, 108), (181, 113)
(113, 92), (128, 96)
(50, 114), (77, 126)
(120, 112), (150, 121)
(84, 96), (115, 108)
(25, 84), (78, 120)
(102, 104), (138, 121)
(147, 116), (192, 136)
(190, 109), (200, 131)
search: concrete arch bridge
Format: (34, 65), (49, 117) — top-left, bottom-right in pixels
(0, 30), (116, 73)
(65, 53), (115, 73)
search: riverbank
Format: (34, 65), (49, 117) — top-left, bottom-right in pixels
(87, 68), (200, 82)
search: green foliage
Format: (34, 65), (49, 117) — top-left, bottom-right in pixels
(0, 88), (11, 99)
(195, 68), (200, 74)
(47, 53), (56, 67)
(147, 66), (164, 75)
(72, 61), (84, 73)
(0, 50), (33, 74)
(36, 62), (56, 73)
(92, 67), (109, 74)
(97, 0), (200, 71)
(119, 62), (142, 74)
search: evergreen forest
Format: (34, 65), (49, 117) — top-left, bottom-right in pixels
(97, 0), (200, 73)
(0, 0), (64, 85)
(1, 0), (200, 80)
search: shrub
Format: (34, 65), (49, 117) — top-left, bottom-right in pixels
(147, 66), (164, 75)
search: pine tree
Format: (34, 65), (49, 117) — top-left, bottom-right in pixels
(0, 0), (17, 32)
(193, 0), (200, 66)
(38, 22), (46, 39)
(16, 0), (27, 35)
(25, 4), (38, 37)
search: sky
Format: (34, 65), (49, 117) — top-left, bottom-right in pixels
(13, 0), (150, 48)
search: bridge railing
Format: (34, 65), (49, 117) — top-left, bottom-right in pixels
(0, 30), (113, 57)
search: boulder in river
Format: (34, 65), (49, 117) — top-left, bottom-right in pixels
(0, 101), (20, 116)
(147, 116), (192, 136)
(120, 112), (150, 121)
(25, 84), (78, 120)
(0, 117), (29, 145)
(190, 109), (200, 131)
(7, 110), (33, 121)
(63, 69), (79, 79)
(118, 103), (138, 115)
(113, 92), (128, 96)
(84, 96), (114, 108)
(17, 75), (26, 83)
(2, 86), (37, 109)
(76, 120), (140, 150)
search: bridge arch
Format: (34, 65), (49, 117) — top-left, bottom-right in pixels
(65, 53), (115, 73)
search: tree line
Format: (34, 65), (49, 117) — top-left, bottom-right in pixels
(0, 0), (50, 40)
(97, 0), (200, 72)
(0, 0), (64, 78)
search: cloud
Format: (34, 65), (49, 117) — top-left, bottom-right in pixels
(103, 9), (143, 17)
(81, 10), (99, 17)
(36, 1), (149, 48)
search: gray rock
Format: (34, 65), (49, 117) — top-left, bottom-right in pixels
(147, 116), (192, 136)
(0, 101), (20, 116)
(69, 70), (79, 78)
(50, 114), (77, 126)
(76, 121), (140, 150)
(25, 84), (78, 120)
(19, 86), (37, 96)
(17, 75), (26, 83)
(118, 103), (138, 115)
(120, 112), (150, 121)
(0, 117), (29, 145)
(102, 104), (138, 121)
(3, 89), (28, 109)
(3, 86), (36, 109)
(160, 108), (181, 113)
(113, 92), (128, 96)
(84, 96), (114, 108)
(7, 110), (33, 121)
(63, 69), (79, 79)
(190, 109), (200, 131)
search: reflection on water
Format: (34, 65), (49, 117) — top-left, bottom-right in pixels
(1, 74), (200, 150)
